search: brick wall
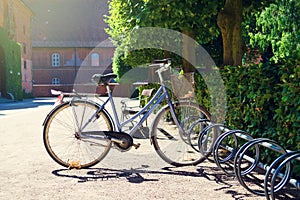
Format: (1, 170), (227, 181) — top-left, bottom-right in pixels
(31, 46), (115, 96)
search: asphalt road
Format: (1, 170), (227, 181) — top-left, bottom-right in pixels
(0, 98), (266, 200)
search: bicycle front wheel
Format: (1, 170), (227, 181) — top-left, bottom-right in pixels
(43, 100), (113, 168)
(151, 101), (211, 166)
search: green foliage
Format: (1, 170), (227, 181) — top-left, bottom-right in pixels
(111, 48), (132, 82)
(105, 0), (280, 72)
(274, 56), (300, 150)
(222, 63), (280, 137)
(0, 27), (22, 101)
(137, 83), (160, 108)
(106, 0), (221, 43)
(249, 0), (300, 62)
(223, 0), (300, 177)
(194, 68), (227, 123)
(194, 72), (211, 110)
(242, 2), (300, 174)
(221, 62), (299, 176)
(105, 0), (142, 48)
(221, 61), (299, 151)
(202, 36), (223, 67)
(105, 0), (223, 74)
(138, 0), (221, 42)
(122, 49), (164, 67)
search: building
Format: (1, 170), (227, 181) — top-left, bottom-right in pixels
(22, 0), (115, 96)
(0, 0), (33, 100)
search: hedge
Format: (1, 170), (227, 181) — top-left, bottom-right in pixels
(197, 60), (300, 177)
(221, 61), (299, 152)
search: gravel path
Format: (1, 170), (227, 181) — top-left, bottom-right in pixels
(0, 99), (295, 200)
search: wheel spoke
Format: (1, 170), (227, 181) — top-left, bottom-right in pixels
(151, 102), (211, 166)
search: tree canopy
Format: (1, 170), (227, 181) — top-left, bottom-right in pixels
(105, 0), (221, 45)
(249, 0), (300, 62)
(105, 0), (278, 68)
(105, 0), (222, 72)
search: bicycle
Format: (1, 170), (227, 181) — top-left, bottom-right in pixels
(43, 58), (211, 168)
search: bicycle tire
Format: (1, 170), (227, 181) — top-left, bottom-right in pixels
(43, 100), (113, 168)
(150, 101), (211, 166)
(187, 119), (210, 152)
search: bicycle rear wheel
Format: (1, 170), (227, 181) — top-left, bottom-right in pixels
(151, 101), (211, 166)
(43, 100), (113, 168)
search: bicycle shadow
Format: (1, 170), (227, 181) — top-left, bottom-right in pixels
(51, 165), (234, 184)
(51, 164), (259, 199)
(52, 165), (208, 184)
(52, 165), (249, 199)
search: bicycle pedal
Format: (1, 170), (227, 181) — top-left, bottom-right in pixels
(133, 143), (141, 149)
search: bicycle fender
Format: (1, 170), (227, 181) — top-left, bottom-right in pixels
(99, 107), (115, 131)
(42, 101), (70, 126)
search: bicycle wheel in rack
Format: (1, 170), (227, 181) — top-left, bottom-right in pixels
(43, 100), (113, 168)
(150, 101), (211, 166)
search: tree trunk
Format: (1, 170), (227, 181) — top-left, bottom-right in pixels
(182, 30), (195, 73)
(217, 0), (243, 67)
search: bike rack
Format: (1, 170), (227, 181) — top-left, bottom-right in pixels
(197, 123), (300, 200)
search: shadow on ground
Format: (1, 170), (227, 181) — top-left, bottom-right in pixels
(52, 165), (259, 200)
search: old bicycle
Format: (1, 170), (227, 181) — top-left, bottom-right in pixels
(43, 59), (211, 168)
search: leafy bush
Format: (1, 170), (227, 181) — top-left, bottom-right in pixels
(222, 63), (280, 137)
(249, 0), (300, 63)
(194, 60), (299, 151)
(274, 56), (300, 150)
(221, 61), (299, 177)
(0, 27), (23, 101)
(111, 48), (132, 82)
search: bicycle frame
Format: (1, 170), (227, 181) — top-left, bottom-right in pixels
(96, 82), (183, 137)
(76, 65), (185, 138)
(115, 85), (167, 133)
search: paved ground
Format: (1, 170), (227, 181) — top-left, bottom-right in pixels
(0, 98), (293, 200)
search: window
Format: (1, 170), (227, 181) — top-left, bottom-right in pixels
(24, 60), (27, 69)
(52, 53), (60, 67)
(91, 53), (99, 66)
(52, 77), (60, 85)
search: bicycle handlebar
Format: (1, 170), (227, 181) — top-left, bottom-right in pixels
(155, 63), (171, 73)
(149, 62), (171, 83)
(149, 60), (171, 72)
(149, 58), (171, 69)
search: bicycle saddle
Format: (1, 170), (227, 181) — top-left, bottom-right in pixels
(92, 73), (117, 85)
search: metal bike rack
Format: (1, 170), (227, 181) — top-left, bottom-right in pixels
(264, 150), (300, 200)
(196, 123), (300, 199)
